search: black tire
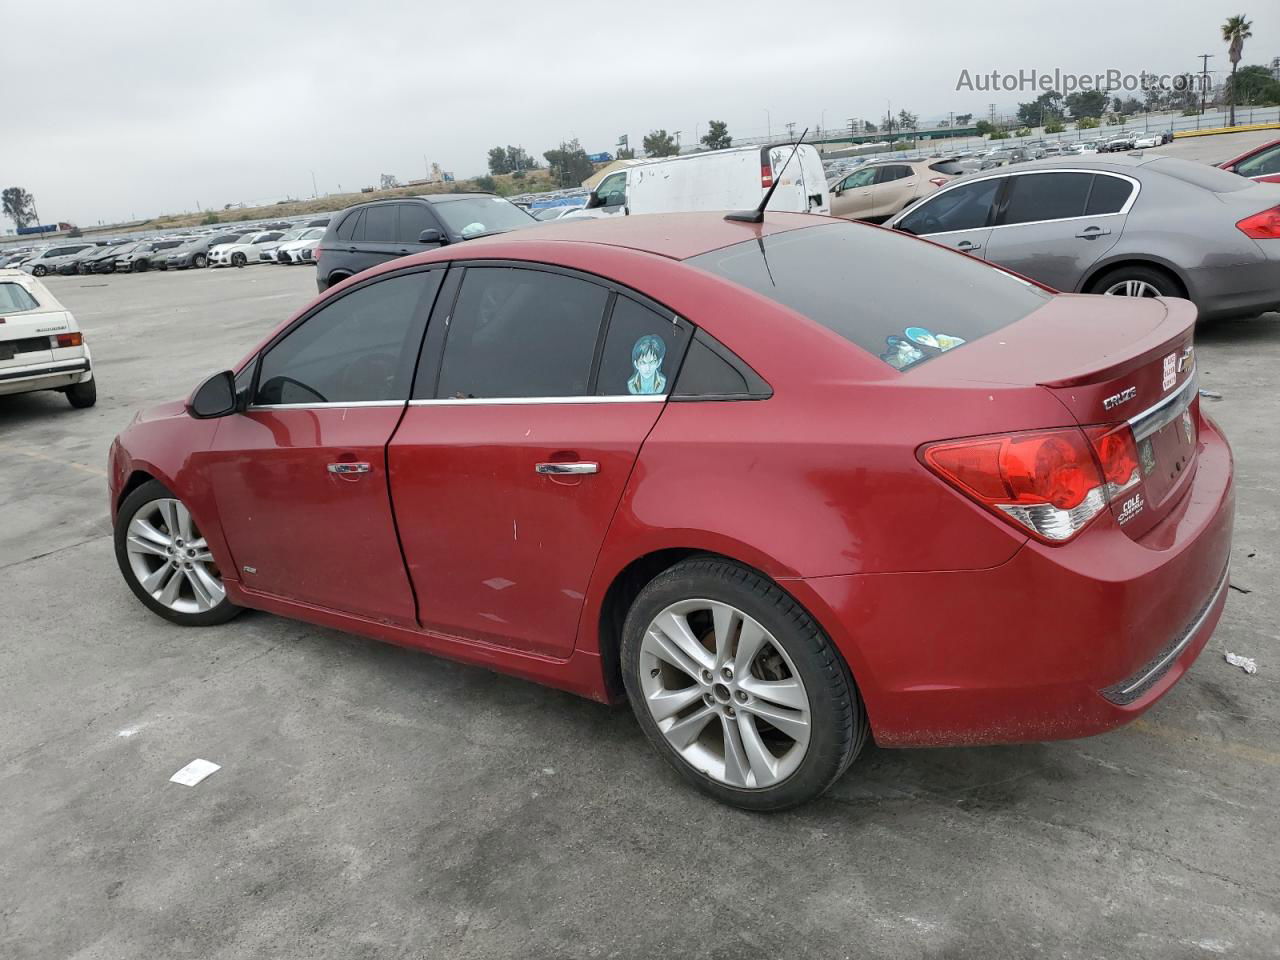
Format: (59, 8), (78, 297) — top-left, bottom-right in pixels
(1088, 263), (1183, 299)
(66, 377), (97, 408)
(193, 253), (207, 269)
(621, 556), (867, 811)
(77, 263), (91, 275)
(231, 252), (247, 268)
(134, 259), (148, 273)
(114, 479), (242, 627)
(32, 264), (47, 277)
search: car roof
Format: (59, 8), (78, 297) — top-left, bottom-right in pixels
(1005, 154), (1164, 172)
(474, 211), (833, 261)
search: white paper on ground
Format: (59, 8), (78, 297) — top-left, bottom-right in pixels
(1225, 652), (1258, 675)
(169, 759), (221, 786)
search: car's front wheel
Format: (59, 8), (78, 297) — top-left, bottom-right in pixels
(32, 264), (47, 277)
(193, 253), (207, 268)
(115, 480), (241, 626)
(621, 557), (867, 811)
(231, 252), (247, 268)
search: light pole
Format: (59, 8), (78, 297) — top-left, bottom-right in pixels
(762, 108), (771, 142)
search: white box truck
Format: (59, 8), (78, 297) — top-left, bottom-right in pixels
(566, 143), (830, 219)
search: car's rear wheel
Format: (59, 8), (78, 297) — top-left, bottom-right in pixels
(115, 480), (241, 627)
(66, 378), (96, 408)
(32, 264), (47, 277)
(231, 252), (247, 268)
(1092, 264), (1182, 300)
(193, 253), (207, 269)
(621, 556), (866, 811)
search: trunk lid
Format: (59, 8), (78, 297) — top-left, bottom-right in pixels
(0, 308), (69, 370)
(919, 292), (1199, 540)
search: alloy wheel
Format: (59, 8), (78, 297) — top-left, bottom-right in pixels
(1104, 279), (1162, 297)
(124, 498), (225, 614)
(638, 598), (812, 789)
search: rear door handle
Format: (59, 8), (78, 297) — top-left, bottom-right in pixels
(956, 241), (982, 251)
(328, 462), (370, 474)
(535, 462), (598, 475)
(1075, 226), (1112, 238)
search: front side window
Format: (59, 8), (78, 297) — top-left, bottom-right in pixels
(595, 296), (690, 396)
(1236, 144), (1280, 178)
(597, 174), (627, 206)
(398, 203), (437, 243)
(434, 267), (608, 399)
(839, 169), (876, 190)
(255, 271), (441, 405)
(0, 282), (40, 313)
(999, 172), (1094, 225)
(896, 177), (1002, 235)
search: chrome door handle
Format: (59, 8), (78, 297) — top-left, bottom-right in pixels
(956, 241), (982, 251)
(1075, 227), (1111, 238)
(535, 462), (598, 475)
(327, 462), (370, 474)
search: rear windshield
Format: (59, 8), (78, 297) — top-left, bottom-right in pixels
(1149, 156), (1251, 193)
(432, 197), (535, 238)
(686, 222), (1052, 371)
(0, 282), (40, 313)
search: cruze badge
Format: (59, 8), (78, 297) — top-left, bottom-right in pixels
(1102, 386), (1137, 411)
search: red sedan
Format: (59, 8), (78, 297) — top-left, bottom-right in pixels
(1218, 137), (1280, 184)
(108, 213), (1234, 810)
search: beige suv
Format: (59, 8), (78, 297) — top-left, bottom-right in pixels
(829, 160), (954, 222)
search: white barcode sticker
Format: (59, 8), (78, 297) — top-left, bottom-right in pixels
(1162, 353), (1177, 391)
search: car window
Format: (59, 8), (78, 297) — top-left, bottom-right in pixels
(431, 197), (534, 239)
(595, 295), (690, 396)
(337, 209), (365, 242)
(999, 172), (1093, 225)
(0, 282), (40, 313)
(688, 222), (1051, 372)
(876, 165), (913, 184)
(434, 267), (608, 399)
(840, 169), (876, 190)
(1236, 144), (1280, 178)
(1084, 175), (1135, 215)
(597, 173), (627, 206)
(895, 177), (1002, 235)
(398, 203), (437, 243)
(672, 331), (769, 399)
(362, 205), (398, 242)
(255, 271), (441, 405)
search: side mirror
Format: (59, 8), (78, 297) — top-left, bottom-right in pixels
(418, 228), (445, 244)
(584, 192), (605, 210)
(188, 370), (237, 419)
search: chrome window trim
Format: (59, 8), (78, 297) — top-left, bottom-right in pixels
(897, 169), (1141, 238)
(408, 394), (666, 407)
(1128, 367), (1197, 442)
(248, 399), (406, 411)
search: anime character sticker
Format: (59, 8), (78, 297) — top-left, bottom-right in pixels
(628, 335), (667, 395)
(905, 326), (966, 352)
(879, 335), (925, 371)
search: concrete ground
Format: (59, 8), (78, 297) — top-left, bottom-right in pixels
(1, 246), (1278, 959)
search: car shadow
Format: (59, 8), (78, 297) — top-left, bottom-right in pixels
(0, 389), (96, 429)
(1196, 311), (1280, 345)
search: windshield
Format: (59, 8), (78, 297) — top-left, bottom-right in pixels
(432, 197), (535, 238)
(687, 222), (1051, 372)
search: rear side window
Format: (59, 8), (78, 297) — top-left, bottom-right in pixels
(1085, 175), (1134, 215)
(999, 172), (1093, 224)
(595, 295), (690, 396)
(398, 203), (437, 243)
(672, 331), (771, 399)
(896, 177), (1002, 235)
(877, 165), (912, 183)
(434, 267), (608, 399)
(1151, 156), (1251, 193)
(687, 222), (1051, 372)
(0, 282), (39, 313)
(335, 209), (364, 242)
(363, 205), (398, 242)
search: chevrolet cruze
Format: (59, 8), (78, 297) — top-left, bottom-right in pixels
(109, 212), (1234, 810)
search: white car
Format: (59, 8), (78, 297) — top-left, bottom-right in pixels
(531, 205), (585, 221)
(20, 243), (95, 277)
(271, 227), (325, 263)
(0, 269), (96, 408)
(1133, 134), (1162, 149)
(207, 230), (285, 268)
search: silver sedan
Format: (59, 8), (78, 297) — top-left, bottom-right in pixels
(887, 154), (1280, 321)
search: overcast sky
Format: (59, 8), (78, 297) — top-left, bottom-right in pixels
(4, 0), (1276, 227)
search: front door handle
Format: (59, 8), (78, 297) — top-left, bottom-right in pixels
(535, 462), (598, 475)
(1075, 226), (1112, 238)
(956, 240), (982, 251)
(328, 462), (370, 475)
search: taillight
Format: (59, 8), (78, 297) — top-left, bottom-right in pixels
(54, 332), (83, 348)
(929, 177), (949, 187)
(922, 424), (1141, 543)
(761, 161), (773, 188)
(1236, 205), (1280, 239)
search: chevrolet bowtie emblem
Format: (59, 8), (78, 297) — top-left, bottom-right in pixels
(1178, 345), (1194, 373)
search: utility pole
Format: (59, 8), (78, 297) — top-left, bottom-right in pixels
(673, 130), (682, 153)
(311, 170), (319, 198)
(848, 117), (857, 143)
(1197, 53), (1213, 117)
(785, 121), (796, 141)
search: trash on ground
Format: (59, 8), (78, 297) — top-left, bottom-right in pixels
(1198, 389), (1224, 400)
(1229, 582), (1252, 594)
(169, 759), (221, 786)
(1224, 653), (1258, 675)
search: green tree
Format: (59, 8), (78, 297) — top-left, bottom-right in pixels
(974, 119), (995, 135)
(1017, 90), (1062, 127)
(1044, 120), (1065, 134)
(700, 120), (733, 150)
(955, 113), (973, 125)
(1077, 116), (1100, 129)
(201, 211), (220, 224)
(2, 186), (36, 227)
(643, 129), (679, 157)
(862, 121), (878, 133)
(1226, 63), (1280, 105)
(1064, 90), (1107, 119)
(543, 139), (595, 187)
(1117, 96), (1143, 115)
(617, 147), (636, 159)
(474, 175), (498, 192)
(897, 110), (918, 131)
(505, 146), (537, 171)
(487, 147), (511, 175)
(1222, 14), (1253, 126)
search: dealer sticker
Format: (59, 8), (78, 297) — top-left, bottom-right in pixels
(1162, 352), (1177, 391)
(1118, 492), (1145, 526)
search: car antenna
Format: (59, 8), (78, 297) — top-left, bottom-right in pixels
(725, 128), (809, 224)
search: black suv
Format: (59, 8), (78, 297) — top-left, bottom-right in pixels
(314, 193), (536, 292)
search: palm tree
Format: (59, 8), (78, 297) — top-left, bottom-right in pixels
(1222, 14), (1253, 126)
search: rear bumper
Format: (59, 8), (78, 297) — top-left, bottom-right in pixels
(1188, 247), (1280, 320)
(792, 413), (1235, 747)
(0, 355), (92, 396)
